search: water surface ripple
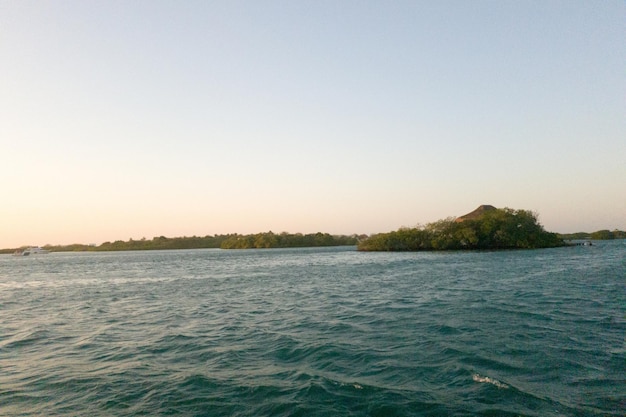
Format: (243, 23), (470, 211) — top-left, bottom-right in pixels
(1, 242), (624, 416)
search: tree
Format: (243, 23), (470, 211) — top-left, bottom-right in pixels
(358, 207), (565, 251)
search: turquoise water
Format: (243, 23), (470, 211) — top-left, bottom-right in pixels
(1, 242), (624, 416)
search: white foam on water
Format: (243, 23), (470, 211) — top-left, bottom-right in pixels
(472, 374), (509, 389)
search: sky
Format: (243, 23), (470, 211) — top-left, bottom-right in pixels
(1, 1), (625, 248)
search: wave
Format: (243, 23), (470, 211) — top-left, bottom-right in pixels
(1, 244), (624, 416)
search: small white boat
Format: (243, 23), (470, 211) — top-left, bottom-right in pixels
(13, 247), (50, 256)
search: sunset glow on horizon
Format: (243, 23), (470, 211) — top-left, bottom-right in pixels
(1, 1), (624, 248)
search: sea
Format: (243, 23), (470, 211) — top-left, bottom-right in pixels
(1, 241), (624, 416)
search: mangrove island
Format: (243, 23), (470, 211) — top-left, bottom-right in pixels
(357, 205), (566, 251)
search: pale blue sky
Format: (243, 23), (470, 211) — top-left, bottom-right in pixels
(1, 1), (625, 247)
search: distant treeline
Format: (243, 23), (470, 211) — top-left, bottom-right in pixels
(2, 226), (623, 254)
(0, 232), (358, 254)
(220, 232), (358, 249)
(358, 208), (566, 251)
(558, 230), (626, 240)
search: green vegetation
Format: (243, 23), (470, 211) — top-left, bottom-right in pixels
(0, 232), (357, 254)
(220, 232), (357, 249)
(358, 208), (565, 251)
(2, 235), (229, 254)
(1, 218), (622, 255)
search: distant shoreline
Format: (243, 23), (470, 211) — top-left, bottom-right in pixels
(2, 227), (623, 254)
(0, 232), (361, 254)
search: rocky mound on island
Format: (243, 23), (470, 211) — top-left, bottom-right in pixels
(454, 204), (497, 222)
(358, 205), (566, 251)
